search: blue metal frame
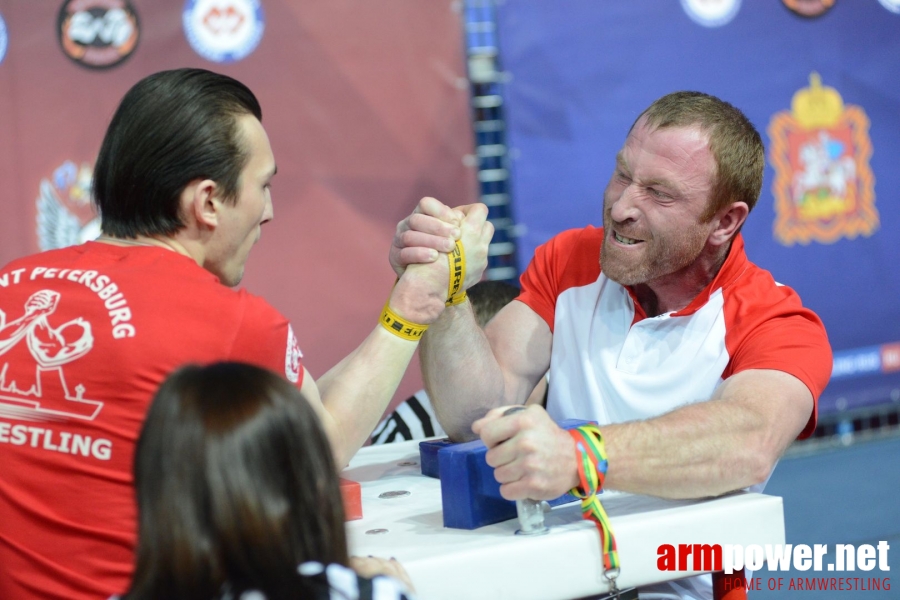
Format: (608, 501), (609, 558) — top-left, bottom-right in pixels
(462, 0), (518, 282)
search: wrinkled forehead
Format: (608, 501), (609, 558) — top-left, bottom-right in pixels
(619, 117), (717, 195)
(629, 113), (712, 146)
(624, 117), (713, 165)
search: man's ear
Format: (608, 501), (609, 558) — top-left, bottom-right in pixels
(708, 201), (749, 247)
(182, 179), (221, 229)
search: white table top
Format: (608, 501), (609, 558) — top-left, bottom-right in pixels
(344, 441), (785, 600)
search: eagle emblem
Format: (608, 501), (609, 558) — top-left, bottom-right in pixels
(36, 161), (101, 251)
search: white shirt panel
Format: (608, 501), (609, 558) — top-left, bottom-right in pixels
(547, 274), (729, 426)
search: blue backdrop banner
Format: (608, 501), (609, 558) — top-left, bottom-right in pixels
(495, 0), (900, 413)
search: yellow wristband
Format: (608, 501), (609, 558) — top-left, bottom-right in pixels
(445, 290), (468, 306)
(380, 301), (428, 341)
(446, 239), (466, 306)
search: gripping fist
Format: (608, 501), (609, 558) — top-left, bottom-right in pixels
(473, 405), (579, 501)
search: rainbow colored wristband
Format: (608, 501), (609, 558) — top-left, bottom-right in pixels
(568, 424), (620, 581)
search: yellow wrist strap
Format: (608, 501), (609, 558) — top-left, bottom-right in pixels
(445, 291), (468, 306)
(446, 239), (467, 307)
(384, 238), (466, 338)
(380, 301), (428, 341)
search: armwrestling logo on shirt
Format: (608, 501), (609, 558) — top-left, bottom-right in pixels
(0, 286), (103, 421)
(768, 72), (878, 246)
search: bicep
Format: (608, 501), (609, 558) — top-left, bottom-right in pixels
(485, 299), (552, 405)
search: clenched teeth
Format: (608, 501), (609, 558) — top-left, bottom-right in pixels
(614, 232), (640, 245)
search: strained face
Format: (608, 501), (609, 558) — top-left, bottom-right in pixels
(600, 116), (717, 288)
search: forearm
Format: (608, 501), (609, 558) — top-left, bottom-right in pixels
(601, 370), (812, 499)
(318, 272), (447, 467)
(420, 302), (507, 441)
(601, 398), (778, 499)
(317, 327), (419, 467)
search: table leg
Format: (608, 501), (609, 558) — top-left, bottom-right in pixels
(712, 568), (747, 600)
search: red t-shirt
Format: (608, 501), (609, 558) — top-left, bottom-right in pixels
(0, 242), (304, 599)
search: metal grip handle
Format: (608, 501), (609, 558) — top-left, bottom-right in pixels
(502, 406), (549, 536)
(515, 498), (547, 535)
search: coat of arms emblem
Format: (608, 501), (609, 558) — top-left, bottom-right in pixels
(768, 73), (878, 245)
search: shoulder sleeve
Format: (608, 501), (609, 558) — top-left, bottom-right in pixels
(517, 227), (602, 333)
(724, 282), (832, 439)
(229, 292), (305, 388)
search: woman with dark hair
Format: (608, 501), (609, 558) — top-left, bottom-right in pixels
(121, 362), (414, 600)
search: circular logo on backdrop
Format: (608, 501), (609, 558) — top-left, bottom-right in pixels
(781, 0), (835, 18)
(0, 13), (8, 66)
(57, 0), (140, 69)
(681, 0), (741, 27)
(182, 0), (265, 63)
(878, 0), (900, 14)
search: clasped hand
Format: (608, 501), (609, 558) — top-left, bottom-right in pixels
(390, 196), (493, 291)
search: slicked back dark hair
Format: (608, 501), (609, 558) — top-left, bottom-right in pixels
(125, 362), (348, 600)
(633, 91), (764, 221)
(93, 68), (262, 238)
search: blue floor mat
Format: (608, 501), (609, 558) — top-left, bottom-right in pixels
(750, 436), (898, 599)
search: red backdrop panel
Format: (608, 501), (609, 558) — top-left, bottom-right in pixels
(0, 0), (476, 412)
